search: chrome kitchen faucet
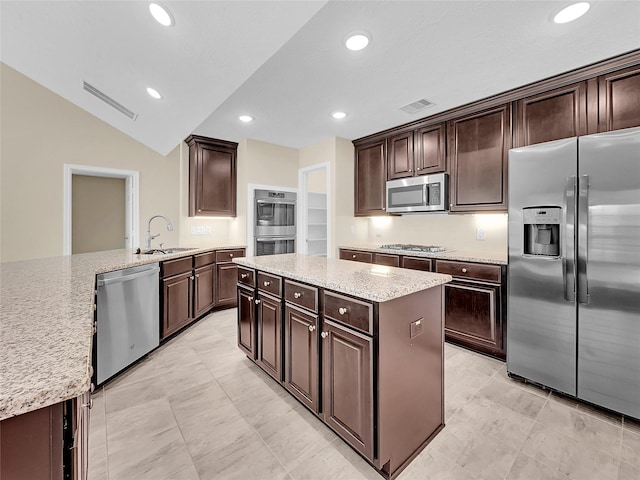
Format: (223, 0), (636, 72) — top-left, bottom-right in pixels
(145, 215), (173, 249)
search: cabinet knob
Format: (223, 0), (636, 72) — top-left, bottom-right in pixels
(255, 299), (261, 305)
(416, 167), (421, 171)
(263, 281), (271, 287)
(308, 325), (316, 332)
(352, 254), (357, 259)
(462, 268), (468, 273)
(294, 292), (302, 299)
(198, 209), (202, 212)
(338, 307), (348, 315)
(409, 169), (413, 172)
(230, 253), (234, 257)
(241, 273), (248, 279)
(321, 331), (328, 339)
(190, 275), (195, 280)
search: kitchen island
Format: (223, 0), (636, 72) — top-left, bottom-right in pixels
(233, 253), (452, 479)
(0, 245), (244, 479)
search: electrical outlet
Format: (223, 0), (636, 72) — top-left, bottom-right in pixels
(476, 228), (486, 240)
(190, 226), (209, 235)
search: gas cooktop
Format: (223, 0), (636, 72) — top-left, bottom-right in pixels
(380, 244), (447, 253)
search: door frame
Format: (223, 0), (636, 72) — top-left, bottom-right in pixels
(63, 164), (139, 255)
(298, 162), (332, 258)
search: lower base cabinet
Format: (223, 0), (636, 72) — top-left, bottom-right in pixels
(237, 285), (256, 358)
(256, 292), (282, 381)
(162, 271), (193, 338)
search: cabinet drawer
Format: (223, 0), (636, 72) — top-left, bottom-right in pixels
(401, 256), (433, 271)
(194, 251), (216, 268)
(284, 280), (318, 313)
(237, 266), (255, 288)
(339, 249), (373, 263)
(435, 260), (501, 283)
(216, 249), (245, 263)
(373, 253), (400, 267)
(323, 291), (373, 335)
(257, 272), (282, 297)
(161, 256), (193, 278)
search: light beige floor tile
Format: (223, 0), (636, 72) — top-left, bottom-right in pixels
(454, 394), (536, 449)
(575, 401), (623, 427)
(233, 384), (300, 429)
(536, 396), (622, 457)
(398, 448), (476, 480)
(505, 452), (569, 480)
(156, 360), (216, 397)
(106, 398), (177, 449)
(88, 454), (109, 480)
(623, 416), (640, 435)
(618, 461), (640, 480)
(167, 380), (230, 426)
(454, 428), (519, 480)
(621, 428), (640, 470)
(493, 367), (552, 399)
(104, 374), (165, 415)
(475, 376), (548, 419)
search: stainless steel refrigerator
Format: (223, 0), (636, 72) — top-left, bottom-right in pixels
(507, 126), (640, 419)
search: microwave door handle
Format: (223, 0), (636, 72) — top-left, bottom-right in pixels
(256, 198), (296, 205)
(423, 184), (428, 206)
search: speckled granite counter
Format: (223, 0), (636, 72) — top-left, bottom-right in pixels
(340, 245), (508, 265)
(0, 245), (244, 420)
(233, 253), (452, 302)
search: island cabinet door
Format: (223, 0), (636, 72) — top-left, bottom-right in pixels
(321, 319), (374, 462)
(237, 286), (256, 359)
(216, 262), (239, 307)
(256, 292), (283, 382)
(284, 304), (319, 413)
(193, 264), (215, 318)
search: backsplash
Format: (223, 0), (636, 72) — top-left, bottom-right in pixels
(366, 213), (508, 253)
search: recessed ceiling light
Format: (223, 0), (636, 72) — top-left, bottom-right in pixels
(146, 87), (162, 99)
(345, 33), (369, 51)
(332, 111), (347, 119)
(149, 2), (174, 27)
(553, 2), (590, 24)
(239, 115), (254, 123)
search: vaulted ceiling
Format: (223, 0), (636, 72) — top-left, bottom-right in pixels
(2, 1), (639, 155)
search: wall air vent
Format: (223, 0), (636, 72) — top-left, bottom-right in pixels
(82, 81), (138, 121)
(400, 98), (434, 114)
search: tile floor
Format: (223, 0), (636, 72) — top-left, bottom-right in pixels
(89, 309), (640, 480)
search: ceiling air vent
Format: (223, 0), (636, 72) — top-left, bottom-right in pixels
(82, 81), (138, 121)
(400, 98), (434, 114)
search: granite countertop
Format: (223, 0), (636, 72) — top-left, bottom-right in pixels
(340, 244), (508, 265)
(0, 244), (244, 420)
(233, 254), (452, 303)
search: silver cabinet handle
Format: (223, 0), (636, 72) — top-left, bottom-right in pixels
(241, 273), (248, 279)
(294, 292), (302, 299)
(263, 281), (271, 287)
(321, 332), (328, 339)
(255, 299), (261, 304)
(338, 307), (347, 315)
(308, 325), (316, 332)
(461, 268), (467, 273)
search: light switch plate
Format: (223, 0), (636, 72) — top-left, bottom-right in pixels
(476, 228), (485, 240)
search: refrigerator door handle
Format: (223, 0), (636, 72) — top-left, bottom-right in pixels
(563, 176), (576, 302)
(577, 174), (590, 304)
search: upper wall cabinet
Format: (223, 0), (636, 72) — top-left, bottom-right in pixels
(448, 104), (511, 212)
(596, 65), (640, 133)
(514, 82), (587, 148)
(186, 135), (238, 217)
(354, 139), (387, 216)
(387, 124), (446, 180)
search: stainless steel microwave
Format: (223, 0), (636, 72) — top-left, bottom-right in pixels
(386, 173), (448, 213)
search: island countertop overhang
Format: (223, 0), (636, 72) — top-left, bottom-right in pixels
(233, 253), (452, 303)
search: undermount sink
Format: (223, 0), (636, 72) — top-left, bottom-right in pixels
(138, 247), (198, 255)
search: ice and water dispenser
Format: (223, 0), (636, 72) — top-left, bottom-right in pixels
(522, 207), (561, 257)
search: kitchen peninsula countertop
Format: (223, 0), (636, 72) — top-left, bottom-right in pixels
(340, 244), (508, 265)
(233, 253), (452, 302)
(0, 245), (244, 420)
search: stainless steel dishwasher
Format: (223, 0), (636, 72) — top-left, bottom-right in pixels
(96, 263), (160, 385)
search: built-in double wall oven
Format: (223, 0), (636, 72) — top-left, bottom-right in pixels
(254, 189), (296, 256)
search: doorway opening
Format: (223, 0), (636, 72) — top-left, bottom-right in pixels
(298, 162), (331, 257)
(63, 164), (139, 255)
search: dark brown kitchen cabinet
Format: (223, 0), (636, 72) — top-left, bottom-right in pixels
(354, 139), (387, 216)
(596, 65), (640, 132)
(284, 304), (319, 412)
(256, 292), (283, 382)
(237, 285), (256, 358)
(162, 270), (193, 339)
(322, 318), (374, 461)
(373, 253), (400, 267)
(435, 260), (506, 359)
(514, 82), (587, 147)
(186, 135), (237, 217)
(401, 256), (433, 271)
(414, 123), (446, 175)
(339, 248), (373, 263)
(193, 264), (215, 318)
(448, 104), (511, 212)
(215, 249), (245, 307)
(387, 131), (414, 179)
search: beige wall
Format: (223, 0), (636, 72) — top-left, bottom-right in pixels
(0, 63), (180, 262)
(72, 175), (126, 254)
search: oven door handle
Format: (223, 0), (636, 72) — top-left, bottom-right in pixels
(256, 199), (296, 205)
(256, 236), (296, 242)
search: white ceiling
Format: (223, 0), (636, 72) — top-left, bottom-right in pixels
(1, 1), (639, 155)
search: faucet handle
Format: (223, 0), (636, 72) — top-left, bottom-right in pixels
(159, 243), (164, 249)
